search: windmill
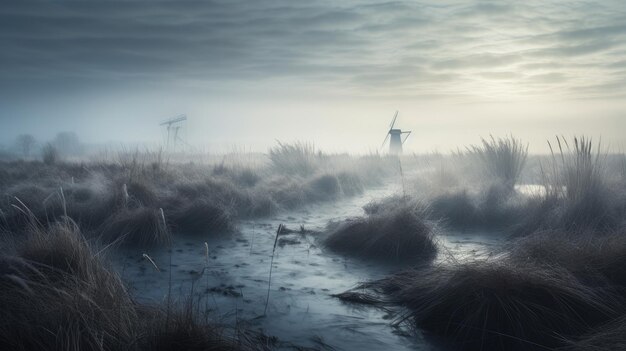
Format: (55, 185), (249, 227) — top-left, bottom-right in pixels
(160, 114), (187, 151)
(381, 111), (411, 155)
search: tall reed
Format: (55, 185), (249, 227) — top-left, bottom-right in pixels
(468, 135), (528, 190)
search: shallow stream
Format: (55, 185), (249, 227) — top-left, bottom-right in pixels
(113, 178), (504, 350)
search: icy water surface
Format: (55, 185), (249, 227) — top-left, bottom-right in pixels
(112, 180), (504, 350)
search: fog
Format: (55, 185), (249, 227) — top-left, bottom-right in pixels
(3, 2), (626, 350)
(1, 0), (625, 153)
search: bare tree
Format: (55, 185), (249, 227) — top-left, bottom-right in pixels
(15, 134), (36, 158)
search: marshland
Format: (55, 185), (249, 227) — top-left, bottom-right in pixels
(1, 135), (626, 351)
(2, 1), (626, 350)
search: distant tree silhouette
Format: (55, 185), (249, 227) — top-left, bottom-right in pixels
(42, 143), (59, 165)
(15, 134), (36, 158)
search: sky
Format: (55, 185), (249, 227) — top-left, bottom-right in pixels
(1, 0), (625, 153)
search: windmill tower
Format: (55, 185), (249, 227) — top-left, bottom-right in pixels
(381, 111), (411, 155)
(160, 114), (187, 152)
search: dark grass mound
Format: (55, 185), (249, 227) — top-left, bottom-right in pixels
(48, 183), (116, 229)
(99, 207), (170, 247)
(175, 179), (275, 218)
(1, 181), (116, 233)
(428, 184), (525, 230)
(564, 316), (626, 351)
(266, 177), (307, 208)
(0, 184), (50, 232)
(507, 230), (626, 287)
(428, 190), (479, 228)
(305, 174), (342, 202)
(324, 200), (437, 263)
(362, 195), (406, 215)
(115, 179), (161, 208)
(213, 164), (262, 188)
(336, 172), (364, 196)
(0, 221), (274, 351)
(139, 302), (274, 351)
(366, 261), (621, 351)
(170, 200), (234, 235)
(0, 221), (139, 350)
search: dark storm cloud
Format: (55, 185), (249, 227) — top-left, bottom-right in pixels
(0, 0), (625, 99)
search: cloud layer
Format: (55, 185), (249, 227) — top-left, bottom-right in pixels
(1, 0), (625, 101)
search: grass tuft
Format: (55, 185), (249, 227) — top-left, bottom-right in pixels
(467, 135), (528, 191)
(99, 207), (170, 247)
(269, 141), (317, 176)
(360, 260), (621, 351)
(324, 197), (437, 262)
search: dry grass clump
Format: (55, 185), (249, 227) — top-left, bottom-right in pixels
(336, 171), (364, 196)
(174, 178), (275, 218)
(355, 261), (620, 351)
(99, 207), (170, 247)
(0, 184), (50, 232)
(507, 229), (626, 287)
(428, 190), (480, 228)
(467, 135), (528, 191)
(564, 316), (626, 351)
(540, 137), (617, 231)
(0, 221), (274, 351)
(170, 200), (234, 235)
(268, 141), (318, 176)
(213, 163), (261, 187)
(114, 179), (161, 208)
(1, 179), (116, 233)
(48, 183), (116, 229)
(305, 174), (342, 202)
(428, 185), (524, 230)
(0, 221), (139, 350)
(266, 177), (307, 208)
(324, 198), (437, 262)
(362, 195), (406, 215)
(138, 301), (274, 351)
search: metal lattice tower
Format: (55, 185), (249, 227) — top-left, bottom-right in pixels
(160, 114), (187, 152)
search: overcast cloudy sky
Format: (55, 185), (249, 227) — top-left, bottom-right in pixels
(1, 0), (625, 153)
